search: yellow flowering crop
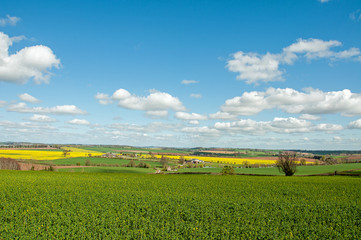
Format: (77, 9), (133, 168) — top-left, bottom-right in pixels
(0, 149), (103, 161)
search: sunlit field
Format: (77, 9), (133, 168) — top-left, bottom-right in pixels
(0, 171), (360, 239)
(0, 148), (103, 160)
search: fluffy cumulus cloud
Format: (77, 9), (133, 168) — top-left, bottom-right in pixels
(348, 119), (361, 129)
(29, 114), (56, 122)
(0, 15), (20, 26)
(7, 102), (87, 115)
(96, 89), (186, 114)
(299, 114), (321, 121)
(0, 32), (60, 84)
(19, 93), (40, 103)
(220, 91), (271, 115)
(219, 88), (361, 116)
(227, 52), (283, 84)
(67, 119), (90, 126)
(94, 93), (112, 105)
(227, 38), (361, 84)
(214, 117), (343, 135)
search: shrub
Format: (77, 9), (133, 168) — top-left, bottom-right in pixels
(221, 166), (235, 175)
(85, 159), (92, 166)
(137, 162), (150, 168)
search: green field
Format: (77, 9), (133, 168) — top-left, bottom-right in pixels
(37, 157), (167, 168)
(177, 163), (361, 175)
(0, 171), (360, 239)
(56, 166), (155, 173)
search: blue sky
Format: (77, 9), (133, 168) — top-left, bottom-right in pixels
(1, 0), (361, 149)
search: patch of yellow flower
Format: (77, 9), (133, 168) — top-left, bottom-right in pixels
(0, 148), (103, 161)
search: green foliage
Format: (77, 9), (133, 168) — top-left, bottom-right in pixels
(221, 166), (235, 175)
(0, 172), (360, 239)
(137, 162), (150, 168)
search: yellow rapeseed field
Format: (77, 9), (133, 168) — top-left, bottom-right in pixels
(0, 148), (103, 161)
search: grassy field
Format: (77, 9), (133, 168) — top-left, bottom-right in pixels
(0, 171), (360, 239)
(56, 167), (155, 173)
(177, 163), (361, 175)
(37, 157), (167, 168)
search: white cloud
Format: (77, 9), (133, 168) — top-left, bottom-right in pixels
(29, 114), (56, 122)
(181, 126), (219, 135)
(181, 80), (198, 85)
(227, 51), (283, 84)
(109, 122), (181, 133)
(283, 39), (361, 60)
(214, 117), (343, 135)
(145, 110), (169, 118)
(67, 119), (90, 126)
(7, 102), (87, 115)
(348, 119), (361, 129)
(227, 38), (361, 84)
(299, 114), (321, 120)
(209, 111), (238, 120)
(95, 93), (112, 105)
(0, 32), (60, 84)
(19, 93), (40, 103)
(97, 88), (186, 112)
(333, 136), (342, 141)
(175, 112), (207, 121)
(190, 93), (202, 98)
(189, 120), (199, 125)
(0, 100), (6, 107)
(220, 91), (270, 115)
(0, 120), (56, 131)
(220, 88), (361, 116)
(0, 15), (20, 26)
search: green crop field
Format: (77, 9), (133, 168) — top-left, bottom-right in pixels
(0, 171), (360, 239)
(56, 166), (155, 173)
(177, 163), (361, 175)
(37, 157), (167, 168)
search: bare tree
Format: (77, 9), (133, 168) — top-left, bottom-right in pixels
(276, 151), (297, 176)
(0, 158), (20, 170)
